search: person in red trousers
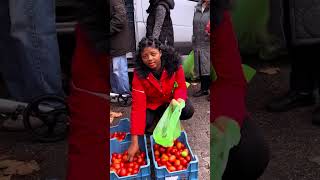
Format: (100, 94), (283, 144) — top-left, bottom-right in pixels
(210, 1), (270, 179)
(67, 1), (109, 179)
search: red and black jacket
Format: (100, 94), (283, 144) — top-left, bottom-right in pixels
(130, 52), (187, 135)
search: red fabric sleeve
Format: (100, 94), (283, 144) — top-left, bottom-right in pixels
(210, 11), (247, 127)
(173, 65), (188, 101)
(130, 71), (147, 135)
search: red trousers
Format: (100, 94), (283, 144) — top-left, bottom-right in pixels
(67, 25), (109, 180)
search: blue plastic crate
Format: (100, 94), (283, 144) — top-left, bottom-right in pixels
(110, 134), (151, 180)
(150, 131), (199, 180)
(110, 118), (130, 141)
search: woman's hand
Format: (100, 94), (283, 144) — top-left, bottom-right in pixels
(127, 135), (139, 161)
(211, 116), (241, 180)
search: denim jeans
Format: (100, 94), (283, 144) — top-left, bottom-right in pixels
(0, 0), (64, 102)
(110, 55), (130, 94)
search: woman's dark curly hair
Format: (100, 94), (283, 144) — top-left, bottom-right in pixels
(135, 37), (182, 79)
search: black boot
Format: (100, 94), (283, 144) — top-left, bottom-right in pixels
(193, 89), (209, 97)
(193, 75), (210, 97)
(312, 106), (320, 126)
(266, 91), (315, 112)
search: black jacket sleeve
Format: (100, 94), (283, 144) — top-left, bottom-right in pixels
(110, 0), (127, 35)
(77, 0), (110, 53)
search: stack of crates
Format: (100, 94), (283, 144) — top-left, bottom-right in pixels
(110, 118), (130, 141)
(110, 119), (199, 180)
(110, 119), (151, 180)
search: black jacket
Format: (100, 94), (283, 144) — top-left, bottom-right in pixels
(77, 0), (110, 53)
(77, 0), (130, 57)
(146, 0), (175, 46)
(211, 0), (232, 30)
(109, 0), (130, 57)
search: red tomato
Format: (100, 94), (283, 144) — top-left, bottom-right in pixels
(154, 150), (160, 157)
(140, 152), (146, 159)
(132, 169), (139, 174)
(180, 159), (188, 166)
(161, 157), (168, 164)
(176, 165), (183, 171)
(168, 166), (176, 172)
(175, 151), (181, 157)
(110, 167), (116, 172)
(137, 157), (143, 164)
(174, 159), (180, 166)
(128, 162), (134, 168)
(159, 147), (166, 153)
(122, 154), (128, 161)
(174, 139), (178, 145)
(127, 167), (133, 173)
(181, 144), (185, 149)
(154, 144), (160, 150)
(176, 142), (183, 150)
(171, 148), (178, 154)
(186, 155), (191, 162)
(161, 154), (169, 160)
(111, 157), (117, 163)
(112, 163), (121, 170)
(119, 169), (127, 177)
(120, 135), (125, 141)
(121, 162), (126, 168)
(116, 154), (122, 159)
(168, 155), (176, 163)
(133, 163), (139, 170)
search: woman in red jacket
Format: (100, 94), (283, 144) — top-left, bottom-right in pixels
(211, 1), (270, 179)
(127, 37), (194, 160)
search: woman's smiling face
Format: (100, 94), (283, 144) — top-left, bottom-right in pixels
(141, 47), (162, 71)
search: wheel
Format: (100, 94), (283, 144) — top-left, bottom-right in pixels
(23, 94), (69, 142)
(117, 94), (132, 107)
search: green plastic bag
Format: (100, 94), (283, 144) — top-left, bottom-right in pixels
(183, 50), (256, 83)
(231, 0), (282, 60)
(182, 50), (195, 80)
(153, 100), (186, 147)
(210, 120), (241, 180)
(211, 64), (256, 83)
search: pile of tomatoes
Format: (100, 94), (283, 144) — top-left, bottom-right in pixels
(110, 132), (127, 141)
(153, 140), (191, 172)
(110, 150), (146, 177)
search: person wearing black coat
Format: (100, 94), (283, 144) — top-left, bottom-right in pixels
(146, 0), (175, 46)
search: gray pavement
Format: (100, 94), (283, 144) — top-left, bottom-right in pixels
(245, 58), (320, 180)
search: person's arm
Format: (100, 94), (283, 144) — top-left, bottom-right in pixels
(211, 11), (247, 127)
(130, 71), (147, 135)
(152, 5), (167, 39)
(173, 65), (188, 101)
(110, 0), (127, 35)
(128, 71), (147, 161)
